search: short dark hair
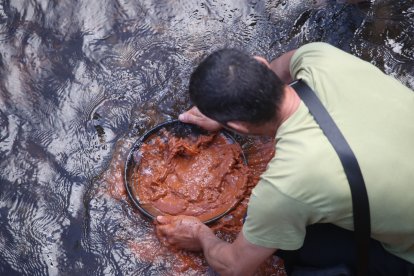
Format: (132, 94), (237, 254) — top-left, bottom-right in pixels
(189, 48), (285, 125)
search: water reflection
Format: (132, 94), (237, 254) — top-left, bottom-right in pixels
(0, 0), (412, 275)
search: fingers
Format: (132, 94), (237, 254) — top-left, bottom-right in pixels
(179, 106), (204, 122)
(155, 216), (174, 241)
(178, 107), (203, 122)
(156, 219), (183, 246)
(186, 106), (203, 116)
(156, 225), (176, 247)
(157, 224), (171, 238)
(156, 215), (172, 225)
(178, 112), (195, 124)
(156, 221), (173, 241)
(155, 215), (205, 251)
(156, 216), (180, 237)
(178, 107), (222, 132)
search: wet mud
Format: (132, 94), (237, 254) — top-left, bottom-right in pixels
(133, 130), (248, 222)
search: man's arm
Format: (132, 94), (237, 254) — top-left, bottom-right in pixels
(156, 215), (276, 276)
(200, 227), (277, 275)
(269, 50), (296, 84)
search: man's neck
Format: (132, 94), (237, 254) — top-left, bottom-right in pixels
(274, 85), (301, 132)
(228, 86), (301, 137)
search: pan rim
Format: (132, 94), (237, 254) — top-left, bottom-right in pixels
(124, 119), (247, 224)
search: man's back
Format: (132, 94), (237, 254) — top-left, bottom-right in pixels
(243, 42), (414, 263)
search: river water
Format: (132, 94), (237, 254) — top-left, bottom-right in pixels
(0, 0), (413, 275)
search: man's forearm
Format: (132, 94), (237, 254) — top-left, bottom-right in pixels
(197, 226), (246, 276)
(156, 215), (275, 275)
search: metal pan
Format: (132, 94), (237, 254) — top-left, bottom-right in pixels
(124, 119), (247, 224)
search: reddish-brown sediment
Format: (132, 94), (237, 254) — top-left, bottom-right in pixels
(213, 136), (276, 235)
(132, 130), (249, 222)
(105, 132), (285, 275)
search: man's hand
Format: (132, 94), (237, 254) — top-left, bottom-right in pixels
(156, 215), (277, 276)
(156, 215), (206, 251)
(178, 107), (222, 132)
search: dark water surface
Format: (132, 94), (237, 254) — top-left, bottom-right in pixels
(0, 0), (413, 275)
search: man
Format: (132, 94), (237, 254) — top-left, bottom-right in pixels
(155, 42), (414, 275)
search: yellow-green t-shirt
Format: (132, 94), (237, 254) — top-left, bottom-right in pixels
(242, 42), (414, 263)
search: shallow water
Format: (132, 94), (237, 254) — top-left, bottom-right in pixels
(0, 0), (413, 275)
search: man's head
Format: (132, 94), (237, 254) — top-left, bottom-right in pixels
(189, 48), (285, 131)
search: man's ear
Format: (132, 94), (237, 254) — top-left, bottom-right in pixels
(253, 56), (271, 68)
(226, 121), (249, 134)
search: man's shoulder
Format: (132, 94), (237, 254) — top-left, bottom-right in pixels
(292, 42), (359, 67)
(299, 41), (351, 54)
(290, 42), (369, 87)
(298, 41), (334, 51)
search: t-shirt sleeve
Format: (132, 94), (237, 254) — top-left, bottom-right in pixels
(289, 42), (380, 91)
(288, 42), (384, 106)
(241, 144), (327, 250)
(241, 124), (342, 250)
(290, 42), (349, 81)
(242, 177), (313, 250)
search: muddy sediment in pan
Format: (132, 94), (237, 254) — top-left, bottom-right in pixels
(122, 121), (282, 273)
(121, 131), (278, 275)
(129, 126), (249, 223)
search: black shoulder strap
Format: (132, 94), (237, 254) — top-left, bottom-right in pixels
(290, 79), (371, 276)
